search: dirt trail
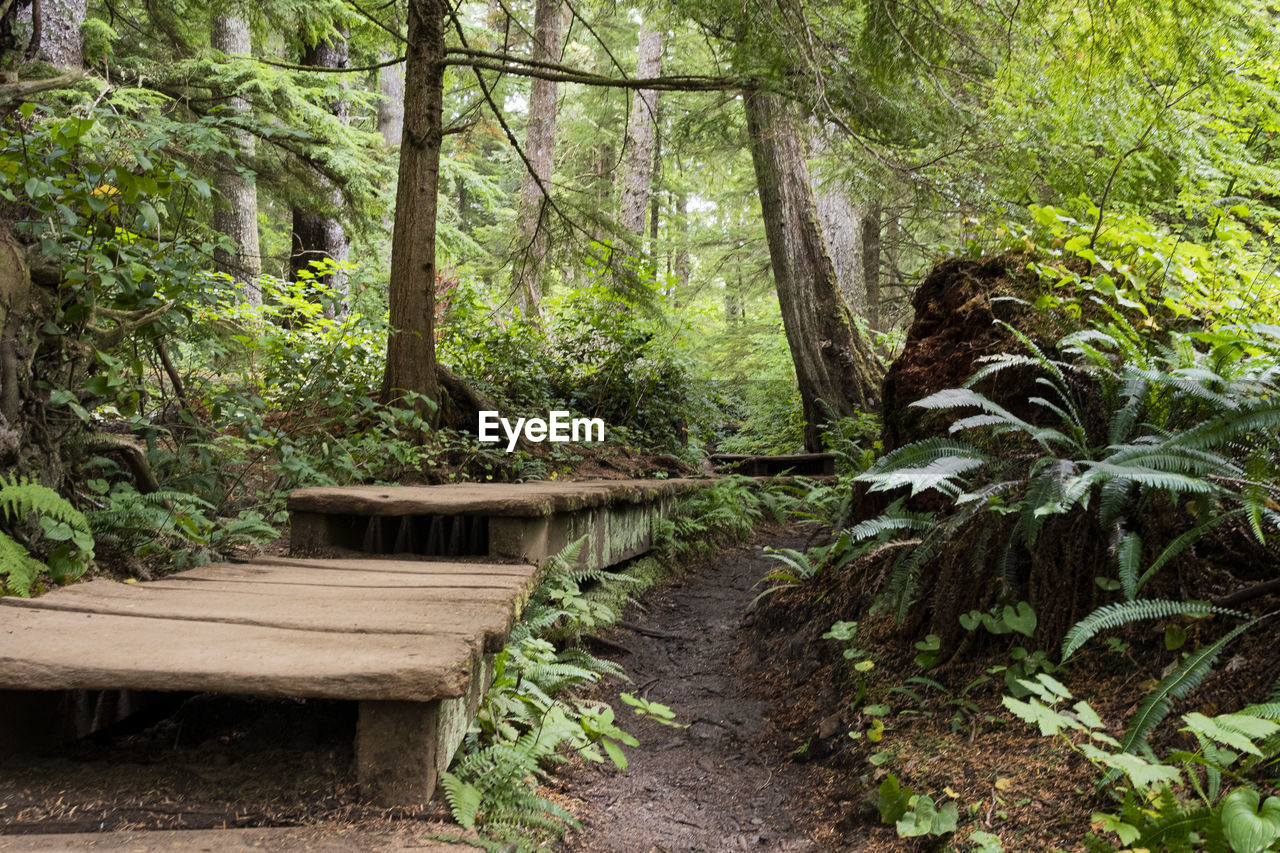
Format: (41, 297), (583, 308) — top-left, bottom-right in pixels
(563, 528), (829, 852)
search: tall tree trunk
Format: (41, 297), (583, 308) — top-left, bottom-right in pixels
(619, 25), (660, 237)
(743, 89), (881, 451)
(210, 13), (262, 304)
(290, 31), (350, 308)
(861, 201), (882, 331)
(377, 52), (405, 147)
(380, 0), (444, 418)
(675, 186), (690, 288)
(815, 188), (866, 314)
(22, 0), (85, 69)
(649, 101), (662, 257)
(509, 0), (563, 321)
(883, 209), (902, 324)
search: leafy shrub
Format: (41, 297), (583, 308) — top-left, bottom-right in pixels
(85, 481), (276, 572)
(440, 277), (720, 453)
(1006, 673), (1280, 853)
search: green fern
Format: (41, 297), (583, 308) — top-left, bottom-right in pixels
(0, 474), (94, 594)
(0, 532), (43, 597)
(1062, 600), (1247, 660)
(1119, 617), (1263, 753)
(1115, 531), (1143, 601)
(857, 438), (989, 497)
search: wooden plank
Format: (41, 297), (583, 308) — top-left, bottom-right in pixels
(141, 577), (525, 603)
(288, 478), (703, 517)
(253, 556), (535, 575)
(170, 563), (535, 590)
(0, 607), (478, 701)
(0, 580), (522, 650)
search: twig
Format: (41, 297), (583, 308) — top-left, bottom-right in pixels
(581, 633), (631, 655)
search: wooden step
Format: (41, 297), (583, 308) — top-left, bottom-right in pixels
(288, 478), (706, 569)
(708, 452), (836, 477)
(0, 556), (540, 806)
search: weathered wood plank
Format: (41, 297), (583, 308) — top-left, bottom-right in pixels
(0, 608), (478, 700)
(0, 579), (522, 650)
(169, 563), (535, 590)
(140, 577), (525, 603)
(254, 556), (535, 575)
(288, 478), (703, 517)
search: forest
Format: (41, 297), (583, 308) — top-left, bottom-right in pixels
(1, 0), (1279, 849)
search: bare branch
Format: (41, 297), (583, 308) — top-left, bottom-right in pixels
(254, 55), (404, 74)
(443, 49), (739, 91)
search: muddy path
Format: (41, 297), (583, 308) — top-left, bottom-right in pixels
(562, 527), (837, 852)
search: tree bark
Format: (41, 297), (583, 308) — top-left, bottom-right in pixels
(619, 25), (661, 237)
(22, 0), (85, 69)
(378, 51), (405, 147)
(290, 30), (350, 308)
(861, 201), (882, 331)
(815, 187), (864, 314)
(743, 89), (882, 451)
(509, 0), (563, 321)
(649, 100), (662, 257)
(675, 186), (689, 288)
(380, 0), (444, 419)
(210, 13), (262, 304)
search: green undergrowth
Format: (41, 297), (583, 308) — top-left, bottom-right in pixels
(434, 475), (796, 850)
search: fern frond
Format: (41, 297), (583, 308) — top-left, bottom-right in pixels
(846, 502), (934, 541)
(0, 475), (90, 532)
(439, 772), (483, 828)
(1115, 532), (1142, 601)
(1180, 401), (1280, 451)
(1077, 462), (1221, 496)
(0, 531), (42, 597)
(1062, 600), (1248, 660)
(1238, 702), (1280, 720)
(1136, 509), (1245, 595)
(1119, 617), (1262, 752)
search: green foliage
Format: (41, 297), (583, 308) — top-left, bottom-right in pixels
(1118, 618), (1266, 756)
(445, 540), (632, 842)
(1, 102), (215, 327)
(878, 773), (959, 839)
(1062, 600), (1246, 661)
(655, 475), (769, 561)
(441, 277), (720, 453)
(844, 319), (1280, 636)
(0, 475), (94, 596)
(84, 482), (276, 571)
(1005, 674), (1280, 853)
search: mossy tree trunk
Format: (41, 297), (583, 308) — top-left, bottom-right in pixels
(380, 0), (445, 420)
(743, 89), (882, 450)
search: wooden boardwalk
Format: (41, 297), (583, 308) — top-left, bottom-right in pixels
(0, 478), (705, 806)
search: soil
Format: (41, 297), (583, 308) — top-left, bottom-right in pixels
(560, 528), (837, 852)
